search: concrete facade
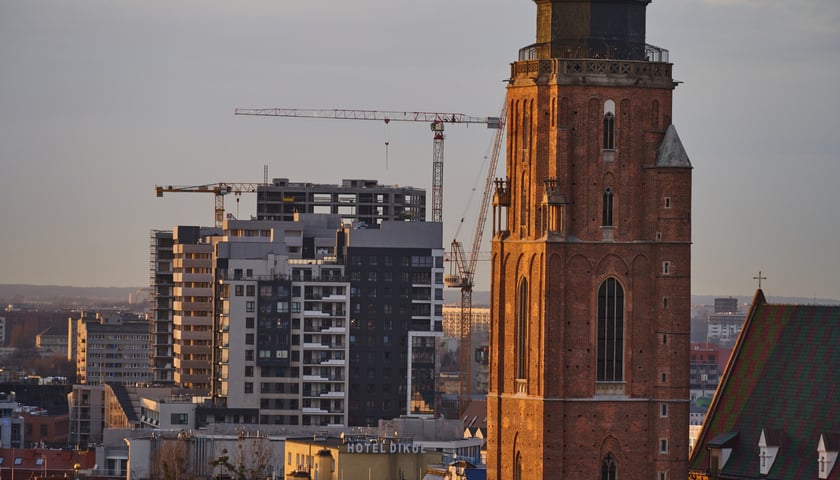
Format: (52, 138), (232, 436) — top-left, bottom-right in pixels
(487, 1), (692, 479)
(74, 311), (152, 386)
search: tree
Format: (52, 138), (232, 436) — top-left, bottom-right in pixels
(153, 436), (198, 480)
(211, 434), (273, 480)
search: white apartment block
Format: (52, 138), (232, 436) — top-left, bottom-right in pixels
(212, 216), (350, 427)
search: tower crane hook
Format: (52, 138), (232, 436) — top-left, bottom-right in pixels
(384, 118), (391, 169)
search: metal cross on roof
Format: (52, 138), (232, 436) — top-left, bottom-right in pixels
(753, 271), (767, 289)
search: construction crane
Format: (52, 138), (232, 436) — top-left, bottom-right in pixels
(234, 108), (501, 223)
(154, 182), (265, 228)
(445, 103), (507, 417)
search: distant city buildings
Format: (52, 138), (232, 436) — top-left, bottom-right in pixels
(707, 296), (747, 347)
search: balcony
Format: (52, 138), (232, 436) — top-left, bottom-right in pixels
(302, 407), (328, 414)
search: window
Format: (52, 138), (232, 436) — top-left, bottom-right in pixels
(597, 278), (624, 382)
(603, 112), (615, 149)
(661, 372), (667, 382)
(246, 317), (255, 328)
(658, 473), (667, 480)
(662, 334), (668, 345)
(245, 382), (254, 394)
(245, 350), (254, 361)
(663, 297), (669, 309)
(171, 413), (189, 425)
(246, 301), (255, 312)
(602, 188), (614, 227)
(246, 334), (254, 345)
(235, 285), (244, 296)
(664, 196), (672, 208)
(659, 438), (668, 454)
(247, 285), (255, 296)
(601, 454), (616, 480)
(656, 231), (662, 241)
(662, 261), (671, 275)
(516, 279), (528, 381)
(660, 404), (668, 417)
(245, 366), (253, 377)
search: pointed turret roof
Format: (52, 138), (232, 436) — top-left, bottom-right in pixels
(656, 124), (691, 167)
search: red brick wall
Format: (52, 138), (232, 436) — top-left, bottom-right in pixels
(488, 58), (691, 480)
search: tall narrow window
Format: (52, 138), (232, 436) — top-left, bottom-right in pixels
(597, 278), (624, 382)
(601, 454), (617, 480)
(516, 279), (528, 380)
(520, 178), (528, 229)
(514, 451), (523, 480)
(603, 112), (615, 149)
(602, 188), (614, 226)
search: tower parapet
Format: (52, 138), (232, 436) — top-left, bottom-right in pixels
(512, 44), (672, 88)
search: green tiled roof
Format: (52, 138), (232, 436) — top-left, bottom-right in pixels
(689, 290), (840, 479)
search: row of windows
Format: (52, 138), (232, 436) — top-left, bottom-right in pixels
(349, 255), (443, 268)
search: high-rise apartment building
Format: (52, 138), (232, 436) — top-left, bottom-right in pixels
(210, 216), (350, 427)
(343, 222), (444, 425)
(150, 227), (220, 390)
(203, 216), (443, 428)
(488, 1), (692, 478)
(171, 226), (218, 392)
(256, 178), (426, 225)
(149, 230), (174, 384)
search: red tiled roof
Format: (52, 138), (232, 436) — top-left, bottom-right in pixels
(689, 290), (840, 479)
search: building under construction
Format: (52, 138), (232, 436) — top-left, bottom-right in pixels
(256, 178), (426, 225)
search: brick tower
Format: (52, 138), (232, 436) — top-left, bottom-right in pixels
(487, 1), (692, 479)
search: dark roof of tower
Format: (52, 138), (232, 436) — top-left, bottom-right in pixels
(688, 290), (840, 479)
(655, 125), (691, 167)
(534, 0), (652, 60)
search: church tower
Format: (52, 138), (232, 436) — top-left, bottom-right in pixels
(487, 1), (692, 479)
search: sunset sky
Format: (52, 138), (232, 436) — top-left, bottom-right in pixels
(1, 0), (838, 300)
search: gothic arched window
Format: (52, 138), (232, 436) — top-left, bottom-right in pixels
(602, 188), (614, 227)
(603, 112), (615, 149)
(603, 99), (616, 150)
(516, 279), (528, 380)
(601, 454), (617, 480)
(597, 278), (624, 382)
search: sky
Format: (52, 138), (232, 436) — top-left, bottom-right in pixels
(1, 0), (839, 300)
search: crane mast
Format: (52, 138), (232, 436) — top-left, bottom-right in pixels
(446, 102), (507, 417)
(234, 108), (500, 223)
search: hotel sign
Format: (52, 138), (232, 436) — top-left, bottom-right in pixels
(345, 442), (427, 454)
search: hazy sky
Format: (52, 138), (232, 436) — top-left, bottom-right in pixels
(1, 0), (839, 300)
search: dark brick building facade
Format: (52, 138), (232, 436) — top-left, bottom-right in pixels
(487, 1), (692, 479)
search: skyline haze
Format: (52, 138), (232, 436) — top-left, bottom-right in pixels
(1, 0), (838, 300)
